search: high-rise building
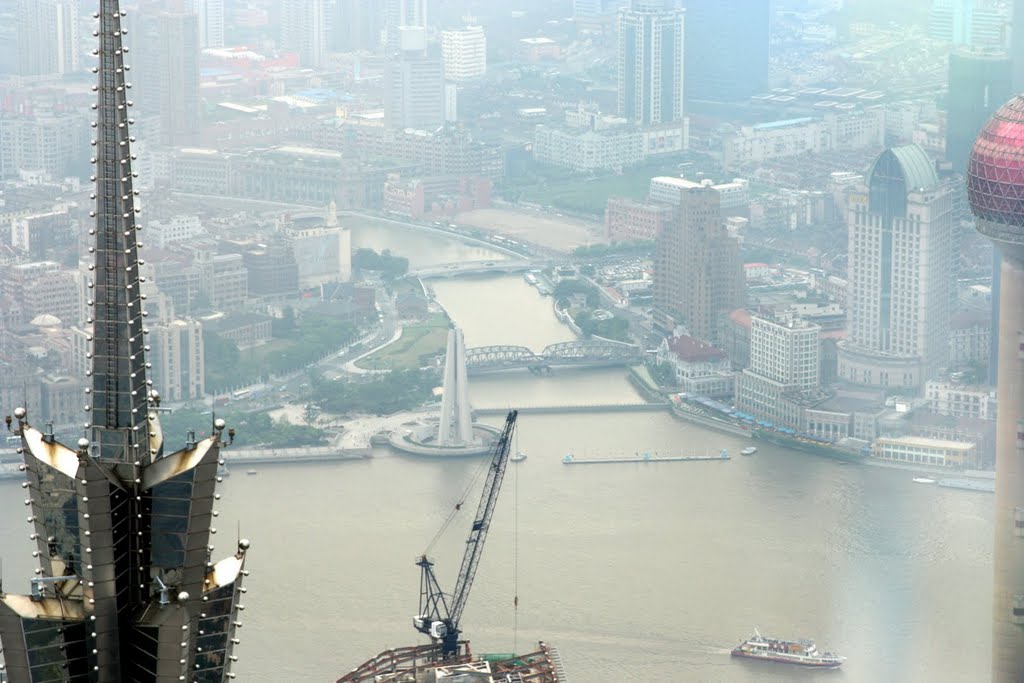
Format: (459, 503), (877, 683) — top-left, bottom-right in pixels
(947, 49), (1013, 173)
(0, 112), (89, 180)
(682, 0), (769, 103)
(575, 0), (629, 17)
(653, 183), (744, 342)
(385, 0), (427, 54)
(440, 26), (486, 82)
(837, 144), (954, 389)
(735, 313), (821, 429)
(131, 7), (201, 147)
(1013, 0), (1024, 92)
(930, 0), (1007, 48)
(386, 38), (445, 130)
(281, 0), (326, 67)
(331, 0), (383, 52)
(16, 0), (80, 76)
(967, 94), (1024, 683)
(190, 0), (225, 49)
(0, 2), (249, 681)
(617, 0), (684, 125)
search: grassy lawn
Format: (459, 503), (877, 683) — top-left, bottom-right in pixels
(356, 314), (450, 371)
(241, 339), (293, 365)
(516, 159), (711, 216)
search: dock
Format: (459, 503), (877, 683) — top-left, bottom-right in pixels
(563, 449), (730, 465)
(937, 478), (995, 493)
(224, 446), (371, 465)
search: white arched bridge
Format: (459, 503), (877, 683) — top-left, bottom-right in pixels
(465, 339), (643, 373)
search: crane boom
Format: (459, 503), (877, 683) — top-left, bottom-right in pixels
(450, 410), (517, 626)
(414, 410), (518, 657)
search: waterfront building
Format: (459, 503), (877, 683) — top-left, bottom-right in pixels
(967, 93), (1024, 681)
(0, 3), (249, 680)
(657, 335), (734, 399)
(682, 0), (769, 103)
(837, 144), (954, 390)
(947, 50), (1012, 173)
(15, 0), (80, 76)
(285, 202), (352, 287)
(870, 435), (979, 468)
(281, 0), (326, 67)
(949, 308), (991, 367)
(441, 26), (487, 82)
(653, 183), (744, 343)
(617, 0), (684, 125)
(925, 380), (996, 420)
(735, 313), (821, 431)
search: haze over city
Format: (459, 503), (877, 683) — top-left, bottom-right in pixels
(0, 0), (1023, 681)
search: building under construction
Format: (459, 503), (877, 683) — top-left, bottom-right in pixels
(337, 411), (569, 683)
(337, 641), (569, 683)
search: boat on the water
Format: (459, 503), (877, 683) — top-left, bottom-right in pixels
(246, 469), (258, 475)
(731, 629), (844, 668)
(512, 451), (527, 462)
(740, 446), (757, 456)
(912, 477), (936, 484)
(524, 272), (538, 286)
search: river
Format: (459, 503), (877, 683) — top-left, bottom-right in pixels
(0, 221), (993, 682)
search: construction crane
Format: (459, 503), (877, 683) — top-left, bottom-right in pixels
(414, 410), (518, 658)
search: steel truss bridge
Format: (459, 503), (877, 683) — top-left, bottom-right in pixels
(465, 339), (642, 373)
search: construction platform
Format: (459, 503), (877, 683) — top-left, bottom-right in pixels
(337, 641), (569, 683)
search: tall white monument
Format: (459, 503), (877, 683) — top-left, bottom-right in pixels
(438, 327), (474, 445)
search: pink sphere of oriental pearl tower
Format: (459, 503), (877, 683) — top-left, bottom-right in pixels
(968, 94), (1024, 683)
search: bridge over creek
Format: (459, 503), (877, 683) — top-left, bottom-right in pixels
(465, 339), (643, 374)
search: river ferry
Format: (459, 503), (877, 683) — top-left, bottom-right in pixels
(731, 629), (844, 668)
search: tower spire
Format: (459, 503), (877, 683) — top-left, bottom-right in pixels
(89, 0), (152, 462)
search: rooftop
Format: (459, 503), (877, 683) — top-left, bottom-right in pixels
(665, 335), (727, 362)
(874, 435), (976, 451)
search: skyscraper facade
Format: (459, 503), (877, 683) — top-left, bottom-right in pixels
(190, 0), (225, 49)
(0, 2), (249, 680)
(653, 184), (744, 342)
(385, 44), (445, 130)
(947, 50), (1013, 173)
(930, 0), (1007, 48)
(331, 0), (384, 53)
(1013, 0), (1024, 92)
(682, 0), (769, 103)
(281, 0), (326, 67)
(16, 0), (80, 77)
(440, 26), (487, 82)
(837, 144), (954, 389)
(385, 0), (428, 54)
(967, 94), (1024, 683)
(617, 0), (684, 125)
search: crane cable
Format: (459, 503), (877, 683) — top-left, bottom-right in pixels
(423, 443), (494, 557)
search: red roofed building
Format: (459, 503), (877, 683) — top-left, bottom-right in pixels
(657, 335), (735, 398)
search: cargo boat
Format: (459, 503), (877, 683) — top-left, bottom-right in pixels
(732, 629), (844, 668)
(937, 478), (994, 493)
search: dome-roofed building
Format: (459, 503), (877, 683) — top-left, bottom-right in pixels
(837, 143), (954, 390)
(968, 94), (1024, 683)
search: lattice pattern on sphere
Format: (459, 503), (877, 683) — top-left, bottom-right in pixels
(968, 94), (1024, 243)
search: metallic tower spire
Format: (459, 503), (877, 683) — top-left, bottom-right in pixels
(0, 3), (250, 681)
(968, 95), (1024, 682)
